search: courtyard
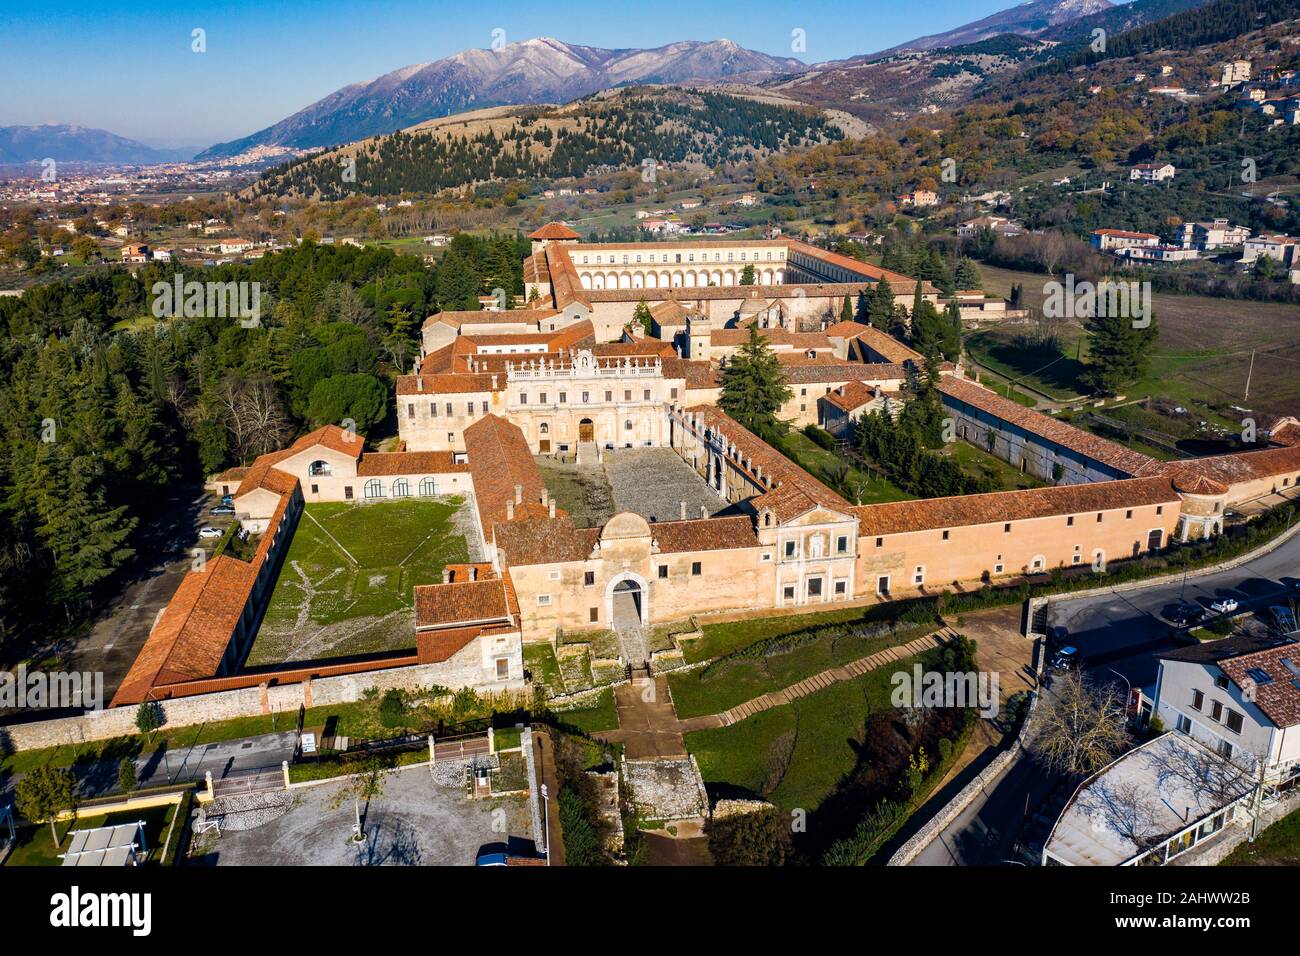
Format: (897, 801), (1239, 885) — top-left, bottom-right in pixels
(201, 763), (533, 866)
(536, 447), (731, 528)
(247, 497), (479, 667)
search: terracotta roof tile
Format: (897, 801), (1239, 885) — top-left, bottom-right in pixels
(529, 222), (581, 240)
(356, 451), (470, 476)
(463, 415), (553, 532)
(853, 476), (1180, 535)
(938, 375), (1156, 476)
(493, 516), (601, 567)
(650, 515), (760, 553)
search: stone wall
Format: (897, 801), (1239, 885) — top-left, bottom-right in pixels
(2, 637), (522, 752)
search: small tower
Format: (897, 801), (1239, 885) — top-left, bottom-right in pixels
(686, 302), (713, 362)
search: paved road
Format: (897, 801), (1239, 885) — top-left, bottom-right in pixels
(1, 730), (297, 802)
(910, 526), (1300, 866)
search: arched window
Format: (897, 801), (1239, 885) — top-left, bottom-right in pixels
(363, 479), (385, 500)
(539, 422), (549, 434)
(392, 478), (410, 498)
(309, 459), (332, 477)
(418, 477), (437, 497)
(624, 419), (633, 431)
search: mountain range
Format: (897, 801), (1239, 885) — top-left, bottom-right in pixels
(873, 0), (1114, 53)
(0, 125), (195, 165)
(196, 38), (804, 160)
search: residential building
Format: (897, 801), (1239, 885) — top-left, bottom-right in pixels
(1129, 163), (1176, 183)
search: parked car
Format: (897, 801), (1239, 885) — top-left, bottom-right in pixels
(1167, 603), (1204, 626)
(1269, 606), (1297, 633)
(1210, 598), (1239, 614)
(198, 527), (224, 539)
(220, 494), (234, 506)
(1050, 646), (1079, 671)
(210, 505), (236, 516)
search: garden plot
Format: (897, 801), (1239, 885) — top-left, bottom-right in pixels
(247, 497), (476, 667)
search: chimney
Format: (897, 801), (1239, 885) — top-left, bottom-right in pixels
(507, 499), (515, 520)
(700, 505), (708, 518)
(548, 499), (556, 518)
(541, 488), (549, 506)
(469, 566), (477, 582)
(680, 501), (687, 520)
(442, 568), (451, 584)
(514, 484), (523, 504)
(491, 374), (498, 389)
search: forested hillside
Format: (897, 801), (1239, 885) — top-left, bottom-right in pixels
(0, 235), (525, 656)
(248, 89), (843, 200)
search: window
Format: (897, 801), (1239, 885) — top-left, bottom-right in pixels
(605, 390), (612, 402)
(994, 563), (1004, 574)
(1125, 510), (1133, 519)
(590, 608), (599, 623)
(836, 535), (848, 554)
(1004, 523), (1011, 533)
(392, 478), (410, 498)
(691, 561), (702, 576)
(419, 477), (436, 496)
(1210, 700), (1223, 722)
(624, 390), (632, 401)
(1096, 513), (1103, 523)
(584, 571), (595, 587)
(1218, 739), (1234, 760)
(582, 391), (589, 403)
(914, 566), (925, 585)
(783, 585), (796, 601)
(807, 578), (823, 597)
(834, 580), (847, 595)
(1067, 516), (1074, 527)
(537, 595), (552, 606)
(407, 403), (415, 419)
(310, 483), (318, 495)
(1157, 505), (1164, 515)
(344, 486), (353, 500)
(1176, 713), (1193, 734)
(658, 565), (669, 579)
(1191, 689), (1204, 711)
(559, 392), (567, 403)
(875, 537), (883, 548)
(643, 389), (651, 401)
(942, 530), (950, 541)
(785, 540), (797, 558)
(430, 402), (437, 417)
(363, 479), (385, 500)
(539, 393), (547, 404)
(625, 420), (633, 431)
(496, 658), (509, 680)
(1225, 709), (1244, 734)
(1214, 674), (1229, 689)
(520, 393), (528, 405)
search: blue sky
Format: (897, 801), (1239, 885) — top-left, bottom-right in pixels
(1, 0), (1041, 148)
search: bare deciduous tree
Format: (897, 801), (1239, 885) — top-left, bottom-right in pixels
(1033, 671), (1130, 777)
(218, 374), (290, 463)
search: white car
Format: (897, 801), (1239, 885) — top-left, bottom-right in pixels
(1210, 598), (1239, 614)
(198, 527), (224, 539)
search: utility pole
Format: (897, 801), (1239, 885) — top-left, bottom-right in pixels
(1244, 349), (1255, 401)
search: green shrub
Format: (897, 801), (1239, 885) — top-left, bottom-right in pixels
(378, 689), (406, 728)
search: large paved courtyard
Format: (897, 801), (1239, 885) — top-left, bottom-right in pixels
(537, 447), (730, 528)
(203, 764), (532, 866)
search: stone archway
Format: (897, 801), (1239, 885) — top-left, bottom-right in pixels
(606, 571), (650, 627)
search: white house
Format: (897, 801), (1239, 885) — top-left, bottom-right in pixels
(1090, 228), (1159, 252)
(1130, 163), (1176, 183)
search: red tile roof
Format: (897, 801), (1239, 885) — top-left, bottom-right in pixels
(822, 381), (879, 413)
(356, 451), (470, 476)
(463, 415), (553, 533)
(414, 576), (517, 630)
(853, 476), (1180, 535)
(650, 515), (760, 553)
(938, 375), (1156, 475)
(529, 222), (581, 240)
(1142, 444), (1300, 496)
(493, 515), (602, 567)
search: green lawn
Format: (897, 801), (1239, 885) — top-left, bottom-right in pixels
(1222, 802), (1300, 865)
(778, 430), (913, 505)
(249, 498), (471, 665)
(940, 439), (1047, 491)
(669, 615), (931, 720)
(686, 666), (899, 812)
(4, 803), (177, 867)
(551, 688), (619, 735)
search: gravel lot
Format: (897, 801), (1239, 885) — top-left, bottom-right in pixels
(202, 763), (530, 866)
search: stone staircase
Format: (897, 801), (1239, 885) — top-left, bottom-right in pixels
(712, 631), (952, 727)
(576, 441), (599, 466)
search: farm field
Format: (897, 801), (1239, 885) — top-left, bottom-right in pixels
(246, 497), (476, 667)
(973, 265), (1300, 419)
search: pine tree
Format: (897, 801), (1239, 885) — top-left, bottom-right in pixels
(868, 278), (894, 330)
(839, 294), (853, 324)
(954, 258), (982, 290)
(1080, 310), (1158, 395)
(719, 326), (792, 439)
(854, 290), (870, 325)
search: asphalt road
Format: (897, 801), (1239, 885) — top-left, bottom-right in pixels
(1, 730), (298, 802)
(910, 526), (1300, 866)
